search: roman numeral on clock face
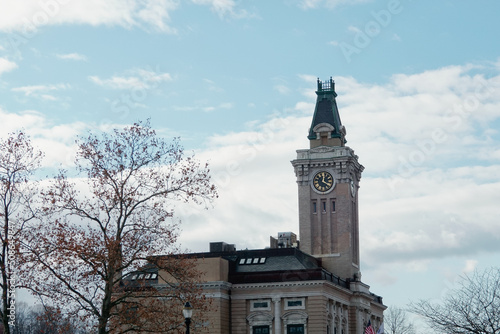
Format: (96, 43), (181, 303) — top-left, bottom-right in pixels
(313, 171), (333, 192)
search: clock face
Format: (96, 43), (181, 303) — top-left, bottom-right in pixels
(313, 171), (334, 192)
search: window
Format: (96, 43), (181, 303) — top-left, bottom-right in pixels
(312, 201), (317, 214)
(150, 273), (158, 279)
(287, 324), (304, 333)
(253, 326), (270, 334)
(251, 300), (271, 311)
(285, 298), (305, 310)
(322, 200), (327, 213)
(247, 312), (273, 333)
(331, 200), (336, 212)
(240, 258), (266, 265)
(253, 302), (268, 309)
(287, 300), (302, 307)
(124, 305), (138, 322)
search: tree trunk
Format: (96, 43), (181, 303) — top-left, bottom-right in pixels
(2, 215), (11, 334)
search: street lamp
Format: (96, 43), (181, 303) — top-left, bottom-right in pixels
(182, 301), (193, 334)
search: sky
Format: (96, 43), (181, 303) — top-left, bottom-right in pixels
(1, 0), (500, 329)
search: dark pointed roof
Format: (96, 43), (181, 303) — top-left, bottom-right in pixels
(308, 77), (344, 142)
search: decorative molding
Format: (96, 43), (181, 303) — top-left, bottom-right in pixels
(247, 311), (274, 328)
(230, 281), (354, 305)
(310, 146), (336, 154)
(199, 281), (233, 290)
(315, 253), (341, 258)
(231, 281), (325, 290)
(282, 310), (308, 333)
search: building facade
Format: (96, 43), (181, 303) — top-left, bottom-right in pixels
(125, 78), (385, 333)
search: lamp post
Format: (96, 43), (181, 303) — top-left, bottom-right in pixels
(183, 301), (193, 334)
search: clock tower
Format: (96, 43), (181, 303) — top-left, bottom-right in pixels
(291, 77), (364, 281)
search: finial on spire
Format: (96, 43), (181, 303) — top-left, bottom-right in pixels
(316, 77), (337, 97)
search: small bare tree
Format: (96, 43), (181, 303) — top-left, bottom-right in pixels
(11, 302), (85, 334)
(0, 131), (43, 334)
(19, 120), (217, 333)
(384, 307), (416, 334)
(410, 267), (500, 334)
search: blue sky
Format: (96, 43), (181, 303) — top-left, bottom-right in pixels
(1, 0), (500, 329)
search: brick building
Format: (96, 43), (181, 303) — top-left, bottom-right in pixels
(124, 78), (385, 334)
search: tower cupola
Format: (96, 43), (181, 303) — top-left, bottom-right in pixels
(308, 77), (346, 148)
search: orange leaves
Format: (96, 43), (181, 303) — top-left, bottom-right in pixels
(19, 121), (217, 333)
(0, 131), (43, 332)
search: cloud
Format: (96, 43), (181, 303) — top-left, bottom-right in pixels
(0, 0), (254, 33)
(0, 0), (180, 33)
(171, 64), (500, 275)
(297, 0), (322, 9)
(0, 107), (87, 168)
(11, 83), (70, 100)
(173, 101), (233, 113)
(89, 68), (173, 90)
(298, 0), (371, 10)
(0, 108), (139, 169)
(2, 61), (500, 296)
(136, 0), (179, 33)
(297, 74), (316, 83)
(274, 85), (290, 95)
(347, 25), (362, 34)
(0, 58), (18, 75)
(462, 260), (478, 274)
(202, 102), (233, 112)
(191, 0), (252, 19)
(55, 53), (87, 61)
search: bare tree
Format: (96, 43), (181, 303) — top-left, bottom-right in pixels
(29, 305), (85, 334)
(11, 302), (85, 334)
(19, 121), (217, 333)
(410, 267), (500, 334)
(11, 301), (32, 334)
(0, 132), (43, 334)
(384, 307), (416, 334)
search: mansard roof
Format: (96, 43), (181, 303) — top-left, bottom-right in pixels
(129, 247), (350, 289)
(308, 77), (345, 143)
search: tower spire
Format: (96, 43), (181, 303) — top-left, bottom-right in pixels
(308, 77), (346, 148)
